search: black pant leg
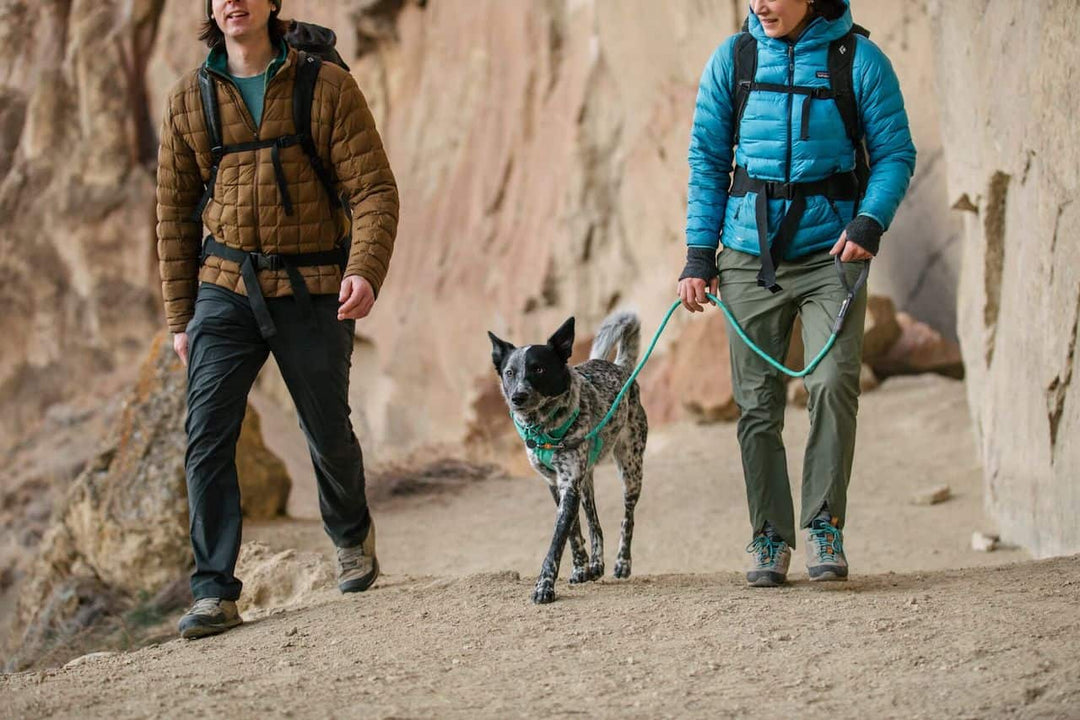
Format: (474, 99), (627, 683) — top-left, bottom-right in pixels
(184, 284), (269, 600)
(268, 293), (370, 548)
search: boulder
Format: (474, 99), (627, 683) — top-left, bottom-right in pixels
(871, 312), (964, 379)
(7, 333), (290, 670)
(233, 542), (335, 618)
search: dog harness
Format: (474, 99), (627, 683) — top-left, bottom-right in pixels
(512, 408), (604, 472)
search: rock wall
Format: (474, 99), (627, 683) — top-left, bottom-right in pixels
(931, 0), (1080, 557)
(0, 0), (960, 460)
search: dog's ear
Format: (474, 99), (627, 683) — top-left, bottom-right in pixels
(487, 331), (515, 374)
(547, 317), (575, 364)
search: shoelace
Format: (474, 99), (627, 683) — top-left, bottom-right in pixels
(190, 597), (222, 614)
(808, 520), (844, 563)
(746, 534), (787, 566)
(336, 545), (370, 572)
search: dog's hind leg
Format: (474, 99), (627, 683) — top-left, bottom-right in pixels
(578, 471), (605, 581)
(548, 484), (589, 583)
(533, 474), (582, 604)
(613, 425), (646, 579)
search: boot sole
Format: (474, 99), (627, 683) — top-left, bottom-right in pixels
(179, 617), (243, 640)
(746, 571), (787, 587)
(339, 558), (380, 593)
(808, 566), (849, 582)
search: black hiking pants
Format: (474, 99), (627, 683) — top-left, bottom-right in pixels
(184, 283), (370, 601)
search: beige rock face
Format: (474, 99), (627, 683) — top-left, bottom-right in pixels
(7, 333), (290, 668)
(0, 0), (165, 448)
(0, 0), (960, 460)
(931, 0), (1080, 557)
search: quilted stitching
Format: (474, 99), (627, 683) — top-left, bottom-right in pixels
(156, 47), (399, 332)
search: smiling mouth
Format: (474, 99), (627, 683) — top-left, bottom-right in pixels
(226, 11), (249, 20)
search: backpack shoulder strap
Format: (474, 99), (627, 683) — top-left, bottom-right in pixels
(192, 67), (223, 221)
(732, 32), (758, 145)
(292, 51), (342, 212)
(292, 51), (321, 144)
(827, 30), (860, 144)
(828, 28), (871, 201)
(197, 67), (222, 151)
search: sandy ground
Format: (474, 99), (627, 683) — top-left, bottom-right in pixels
(5, 375), (1080, 719)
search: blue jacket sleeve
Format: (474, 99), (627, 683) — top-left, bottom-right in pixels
(854, 38), (917, 231)
(686, 37), (737, 250)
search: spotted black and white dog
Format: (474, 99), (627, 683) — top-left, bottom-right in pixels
(487, 313), (647, 604)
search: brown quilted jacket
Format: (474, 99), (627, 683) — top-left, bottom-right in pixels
(156, 46), (399, 333)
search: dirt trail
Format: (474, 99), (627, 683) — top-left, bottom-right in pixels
(5, 375), (1079, 719)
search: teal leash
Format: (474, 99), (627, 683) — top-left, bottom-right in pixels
(575, 256), (869, 443)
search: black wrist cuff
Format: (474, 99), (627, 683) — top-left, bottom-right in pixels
(843, 215), (884, 256)
(678, 246), (719, 282)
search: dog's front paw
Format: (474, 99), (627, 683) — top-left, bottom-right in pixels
(587, 561), (605, 581)
(568, 566), (589, 584)
(532, 577), (556, 604)
(613, 558), (631, 579)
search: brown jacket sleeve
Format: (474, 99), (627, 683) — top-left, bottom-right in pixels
(330, 74), (399, 296)
(156, 87), (205, 333)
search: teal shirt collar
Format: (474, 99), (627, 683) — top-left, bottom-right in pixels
(205, 38), (288, 82)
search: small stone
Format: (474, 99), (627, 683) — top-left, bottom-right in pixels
(972, 531), (1000, 552)
(911, 485), (952, 506)
(285, 626), (298, 637)
(776, 633), (793, 641)
(63, 651), (117, 669)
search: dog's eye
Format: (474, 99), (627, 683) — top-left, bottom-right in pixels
(533, 366), (545, 375)
(504, 368), (515, 379)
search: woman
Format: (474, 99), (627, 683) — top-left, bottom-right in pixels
(677, 0), (916, 586)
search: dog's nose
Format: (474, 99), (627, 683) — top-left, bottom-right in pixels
(511, 392), (528, 406)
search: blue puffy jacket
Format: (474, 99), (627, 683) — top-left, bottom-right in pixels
(685, 2), (917, 258)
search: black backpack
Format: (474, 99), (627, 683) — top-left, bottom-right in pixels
(191, 21), (350, 222)
(731, 17), (871, 196)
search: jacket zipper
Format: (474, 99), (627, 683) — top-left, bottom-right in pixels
(208, 56), (292, 253)
(785, 44), (795, 186)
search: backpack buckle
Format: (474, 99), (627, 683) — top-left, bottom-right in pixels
(251, 252), (284, 272)
(210, 145), (225, 160)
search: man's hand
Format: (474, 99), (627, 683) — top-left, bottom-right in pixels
(678, 276), (719, 313)
(338, 275), (376, 320)
(173, 332), (189, 367)
(829, 231), (875, 262)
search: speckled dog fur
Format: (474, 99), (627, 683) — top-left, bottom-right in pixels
(488, 313), (647, 604)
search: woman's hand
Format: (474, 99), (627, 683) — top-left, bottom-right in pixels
(829, 231), (875, 262)
(678, 277), (719, 313)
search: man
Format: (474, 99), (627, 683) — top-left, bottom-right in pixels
(157, 0), (399, 638)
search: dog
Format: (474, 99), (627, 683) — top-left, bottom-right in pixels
(487, 313), (647, 604)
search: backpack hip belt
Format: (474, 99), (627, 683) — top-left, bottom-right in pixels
(728, 165), (860, 293)
(199, 236), (346, 339)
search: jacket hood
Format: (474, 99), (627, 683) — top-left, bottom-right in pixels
(747, 0), (853, 48)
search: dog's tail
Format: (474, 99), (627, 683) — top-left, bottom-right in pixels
(589, 311), (640, 371)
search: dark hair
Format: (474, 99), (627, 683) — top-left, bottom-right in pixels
(812, 0), (847, 21)
(198, 10), (290, 50)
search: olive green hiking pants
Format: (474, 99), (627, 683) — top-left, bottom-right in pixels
(718, 247), (868, 548)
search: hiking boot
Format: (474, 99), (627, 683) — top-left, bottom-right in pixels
(745, 528), (791, 587)
(337, 521), (379, 593)
(178, 597), (242, 639)
(806, 515), (848, 581)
